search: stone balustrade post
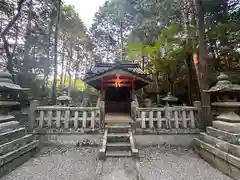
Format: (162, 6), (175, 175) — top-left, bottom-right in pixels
(131, 101), (137, 132)
(28, 100), (39, 132)
(100, 101), (105, 129)
(193, 101), (203, 129)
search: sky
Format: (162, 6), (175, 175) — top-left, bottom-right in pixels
(63, 0), (106, 28)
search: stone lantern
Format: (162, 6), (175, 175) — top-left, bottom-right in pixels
(0, 72), (38, 172)
(204, 73), (240, 133)
(57, 90), (72, 106)
(162, 92), (178, 106)
(0, 71), (28, 128)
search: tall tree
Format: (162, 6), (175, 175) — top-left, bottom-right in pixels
(51, 0), (61, 104)
(0, 0), (25, 74)
(194, 0), (211, 126)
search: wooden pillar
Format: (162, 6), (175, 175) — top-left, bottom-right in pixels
(131, 77), (135, 100)
(100, 77), (104, 101)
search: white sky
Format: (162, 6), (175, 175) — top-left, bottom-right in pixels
(63, 0), (106, 28)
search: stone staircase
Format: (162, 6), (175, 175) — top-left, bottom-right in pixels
(99, 121), (139, 160)
(0, 117), (39, 177)
(194, 125), (240, 179)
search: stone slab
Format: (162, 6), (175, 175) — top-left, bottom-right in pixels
(0, 128), (26, 145)
(0, 121), (20, 133)
(195, 143), (240, 180)
(216, 111), (240, 122)
(106, 150), (132, 157)
(0, 140), (39, 166)
(0, 134), (34, 155)
(135, 134), (198, 147)
(106, 142), (131, 151)
(213, 121), (240, 133)
(207, 126), (240, 145)
(200, 132), (240, 157)
(0, 147), (37, 178)
(0, 115), (14, 123)
(194, 138), (240, 169)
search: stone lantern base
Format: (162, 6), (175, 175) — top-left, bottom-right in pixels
(194, 122), (240, 179)
(194, 73), (240, 179)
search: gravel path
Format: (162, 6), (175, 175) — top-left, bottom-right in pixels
(137, 145), (233, 180)
(101, 158), (138, 180)
(1, 145), (233, 180)
(1, 145), (100, 180)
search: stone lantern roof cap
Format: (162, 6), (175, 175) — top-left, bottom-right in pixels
(57, 95), (72, 101)
(0, 72), (12, 78)
(204, 73), (240, 93)
(162, 92), (178, 102)
(0, 71), (29, 91)
(57, 92), (72, 101)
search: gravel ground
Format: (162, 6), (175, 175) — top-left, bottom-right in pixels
(0, 144), (233, 180)
(1, 145), (100, 180)
(137, 145), (233, 180)
(101, 158), (138, 180)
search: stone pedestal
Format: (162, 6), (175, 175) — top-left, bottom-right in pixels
(0, 71), (39, 178)
(194, 73), (240, 180)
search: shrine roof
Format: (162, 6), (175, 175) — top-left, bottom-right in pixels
(84, 61), (149, 80)
(83, 61), (152, 90)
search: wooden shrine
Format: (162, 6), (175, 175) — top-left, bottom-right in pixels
(84, 62), (151, 114)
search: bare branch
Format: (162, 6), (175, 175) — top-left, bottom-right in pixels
(0, 0), (25, 37)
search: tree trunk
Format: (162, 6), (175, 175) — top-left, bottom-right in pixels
(22, 0), (33, 76)
(51, 0), (61, 104)
(194, 0), (211, 127)
(2, 37), (13, 74)
(185, 54), (193, 105)
(44, 16), (54, 90)
(60, 45), (65, 89)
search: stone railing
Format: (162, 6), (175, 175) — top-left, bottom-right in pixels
(136, 105), (199, 129)
(28, 101), (101, 132)
(131, 94), (139, 121)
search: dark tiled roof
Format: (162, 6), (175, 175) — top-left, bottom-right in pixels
(85, 62), (147, 80)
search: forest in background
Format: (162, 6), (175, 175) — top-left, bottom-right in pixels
(0, 0), (239, 106)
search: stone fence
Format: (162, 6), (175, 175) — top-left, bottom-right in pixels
(132, 101), (201, 130)
(28, 99), (200, 133)
(28, 100), (101, 133)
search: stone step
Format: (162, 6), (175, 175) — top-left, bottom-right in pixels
(0, 115), (15, 123)
(0, 144), (37, 178)
(0, 140), (39, 166)
(106, 150), (132, 157)
(194, 138), (240, 179)
(106, 125), (131, 133)
(105, 121), (132, 126)
(106, 125), (131, 129)
(0, 121), (20, 133)
(107, 133), (130, 137)
(213, 121), (240, 133)
(0, 128), (26, 145)
(107, 133), (130, 143)
(0, 134), (34, 155)
(200, 132), (240, 158)
(194, 138), (240, 168)
(106, 142), (131, 151)
(206, 126), (240, 145)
